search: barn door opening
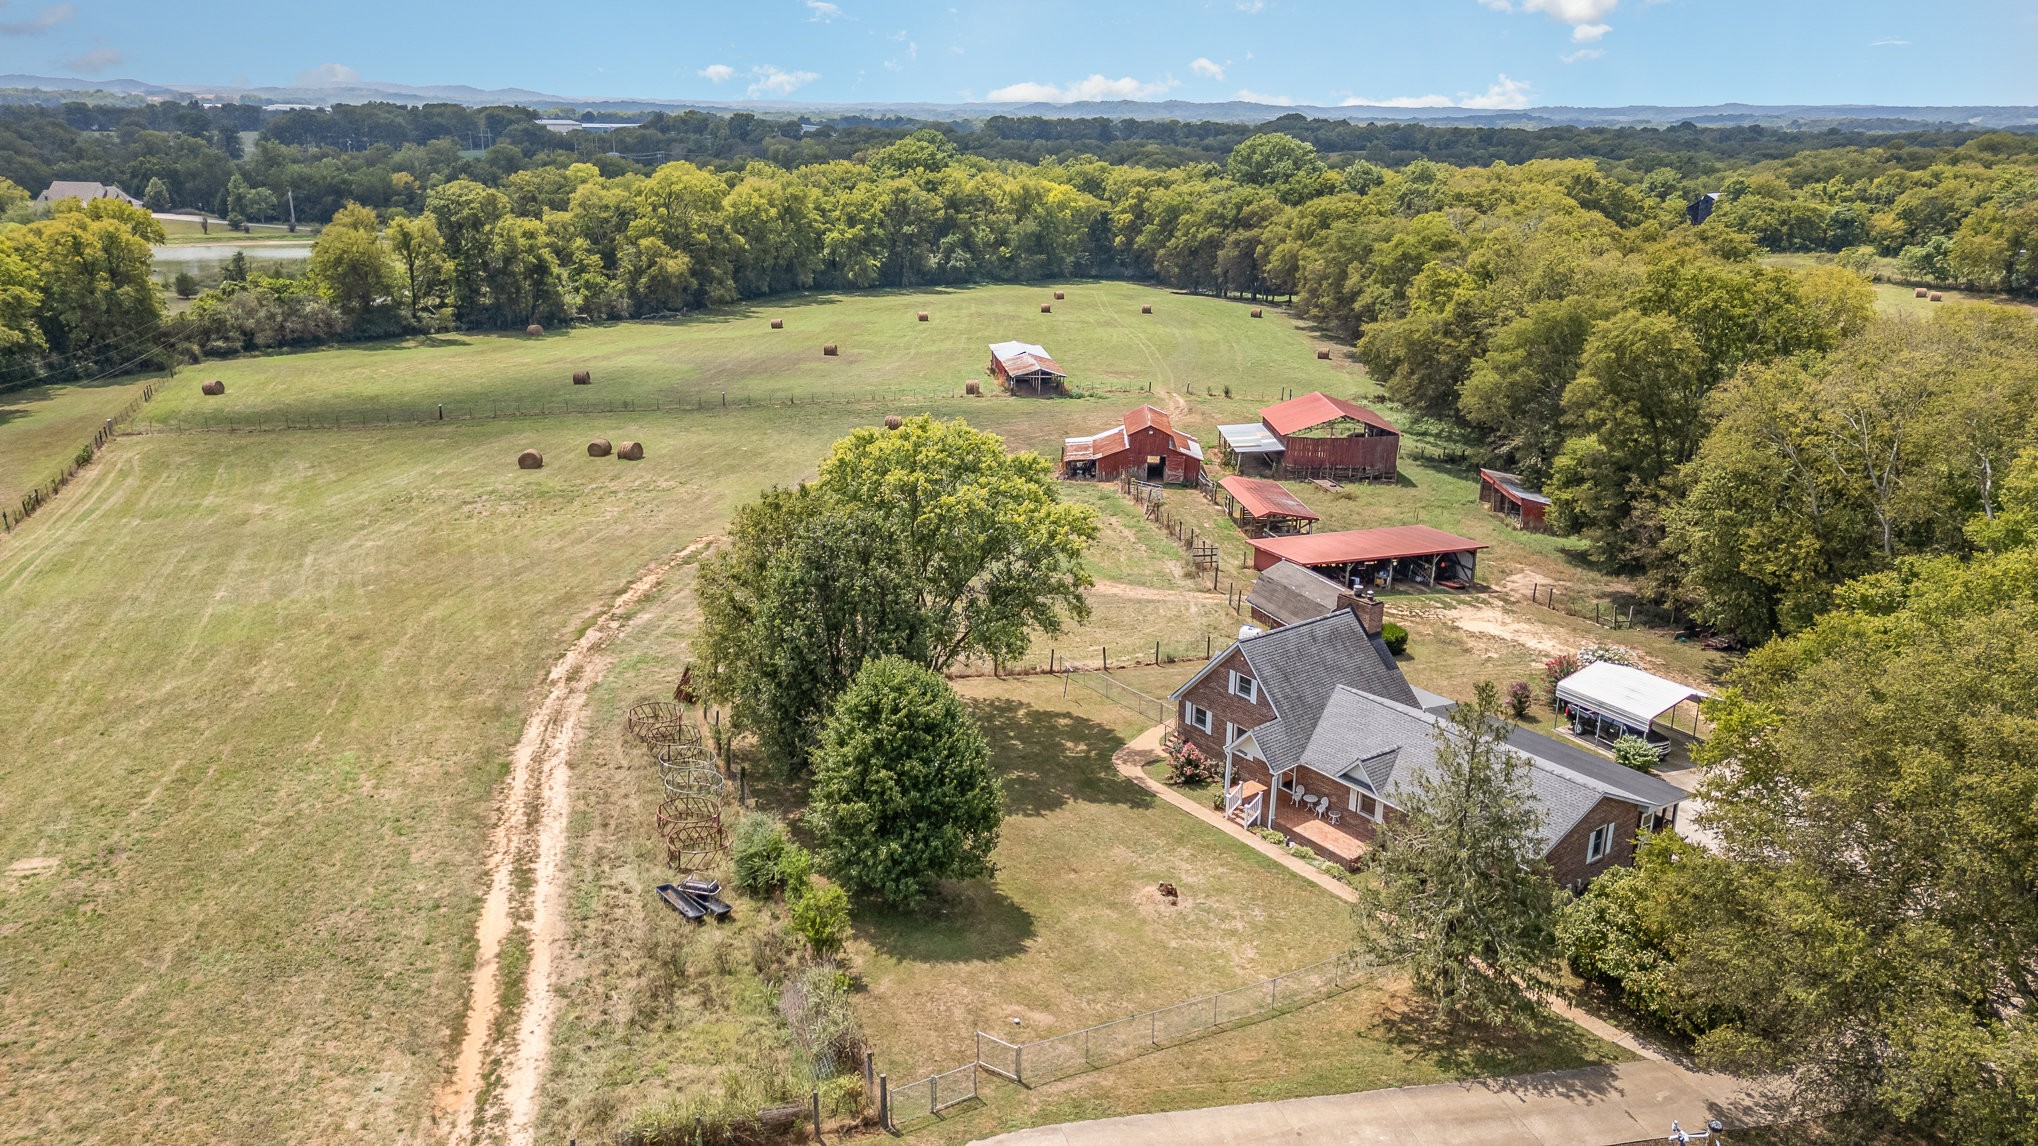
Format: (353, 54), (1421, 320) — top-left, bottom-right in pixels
(1145, 455), (1165, 481)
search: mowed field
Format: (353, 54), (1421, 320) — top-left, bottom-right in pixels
(0, 282), (1386, 1142)
(0, 374), (155, 513)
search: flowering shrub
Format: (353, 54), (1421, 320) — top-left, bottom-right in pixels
(1165, 740), (1222, 785)
(1541, 653), (1580, 705)
(1506, 681), (1534, 720)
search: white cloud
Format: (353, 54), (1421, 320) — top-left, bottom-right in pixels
(1342, 73), (1532, 111)
(296, 63), (360, 87)
(747, 65), (819, 97)
(1234, 89), (1294, 106)
(0, 2), (72, 36)
(1237, 0), (1266, 11)
(1869, 37), (1910, 47)
(1572, 21), (1610, 41)
(1191, 57), (1226, 81)
(63, 46), (123, 74)
(805, 0), (844, 21)
(1561, 47), (1604, 63)
(985, 74), (1178, 103)
(699, 63), (735, 83)
(884, 41), (918, 71)
(1481, 0), (1622, 36)
(1461, 73), (1533, 108)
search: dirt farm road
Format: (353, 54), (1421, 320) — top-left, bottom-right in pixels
(433, 538), (712, 1145)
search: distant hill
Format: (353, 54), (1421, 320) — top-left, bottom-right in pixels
(2, 73), (2033, 130)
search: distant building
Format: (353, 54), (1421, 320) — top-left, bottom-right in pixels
(34, 181), (142, 208)
(1686, 192), (1722, 225)
(988, 340), (1068, 396)
(534, 119), (633, 134)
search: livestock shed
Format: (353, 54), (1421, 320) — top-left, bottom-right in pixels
(1217, 475), (1319, 538)
(988, 340), (1068, 396)
(1061, 405), (1205, 484)
(1478, 468), (1550, 531)
(1246, 524), (1488, 590)
(1258, 392), (1400, 481)
(1554, 661), (1709, 755)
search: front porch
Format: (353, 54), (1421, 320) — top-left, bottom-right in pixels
(1221, 761), (1377, 866)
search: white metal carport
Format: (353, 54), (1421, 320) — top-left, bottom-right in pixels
(1554, 661), (1708, 748)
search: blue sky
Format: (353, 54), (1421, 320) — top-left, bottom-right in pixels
(8, 0), (2035, 107)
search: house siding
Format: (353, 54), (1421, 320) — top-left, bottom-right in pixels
(1176, 646), (1274, 761)
(1545, 796), (1652, 887)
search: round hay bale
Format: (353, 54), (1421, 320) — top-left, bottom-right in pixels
(1914, 287), (1930, 298)
(571, 370), (591, 386)
(588, 438), (613, 457)
(883, 415), (903, 430)
(917, 311), (929, 322)
(965, 379), (982, 396)
(617, 440), (645, 461)
(1040, 303), (1052, 313)
(200, 379), (225, 396)
(1141, 304), (1152, 315)
(1053, 291), (1065, 300)
(1250, 307), (1263, 318)
(1929, 291), (1944, 302)
(770, 318), (784, 329)
(517, 449), (544, 470)
(822, 343), (839, 356)
(526, 324), (543, 336)
(1317, 349), (1332, 360)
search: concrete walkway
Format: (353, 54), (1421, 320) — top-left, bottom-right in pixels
(973, 1059), (1791, 1146)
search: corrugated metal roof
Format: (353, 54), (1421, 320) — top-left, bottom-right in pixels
(1479, 468), (1552, 507)
(1555, 662), (1708, 731)
(1219, 476), (1319, 521)
(1260, 392), (1399, 437)
(1061, 427), (1127, 463)
(989, 340), (1066, 378)
(1247, 525), (1489, 567)
(1065, 406), (1203, 462)
(1218, 423), (1286, 454)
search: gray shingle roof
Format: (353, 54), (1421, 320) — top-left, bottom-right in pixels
(1246, 560), (1346, 628)
(1275, 687), (1687, 857)
(1228, 609), (1419, 769)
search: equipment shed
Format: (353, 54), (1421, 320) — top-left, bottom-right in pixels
(1246, 524), (1487, 590)
(1217, 475), (1318, 537)
(1478, 468), (1551, 531)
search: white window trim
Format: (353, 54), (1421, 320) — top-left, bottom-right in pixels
(1184, 701), (1213, 734)
(1224, 721), (1239, 749)
(1229, 671), (1258, 704)
(1585, 822), (1615, 864)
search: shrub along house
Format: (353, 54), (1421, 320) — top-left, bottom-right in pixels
(988, 341), (1068, 396)
(1170, 611), (1683, 886)
(1060, 405), (1205, 484)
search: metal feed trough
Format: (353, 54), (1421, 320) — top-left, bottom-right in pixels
(626, 701), (692, 746)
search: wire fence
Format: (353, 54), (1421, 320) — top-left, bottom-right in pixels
(941, 631), (1238, 682)
(3, 381), (159, 535)
(885, 1062), (979, 1127)
(1523, 581), (1689, 634)
(1063, 668), (1173, 725)
(974, 951), (1378, 1088)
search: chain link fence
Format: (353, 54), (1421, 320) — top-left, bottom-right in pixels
(975, 951), (1376, 1088)
(1063, 668), (1173, 725)
(886, 1062), (978, 1127)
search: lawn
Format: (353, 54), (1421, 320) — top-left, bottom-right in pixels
(0, 281), (1651, 1142)
(852, 673), (1626, 1145)
(0, 374), (156, 513)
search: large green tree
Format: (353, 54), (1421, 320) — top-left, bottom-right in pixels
(697, 417), (1096, 772)
(1351, 682), (1561, 1025)
(807, 656), (1002, 906)
(308, 202), (396, 327)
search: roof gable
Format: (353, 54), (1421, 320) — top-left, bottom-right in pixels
(1260, 392), (1399, 437)
(1245, 560), (1345, 627)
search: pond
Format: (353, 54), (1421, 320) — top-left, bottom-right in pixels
(151, 243), (313, 270)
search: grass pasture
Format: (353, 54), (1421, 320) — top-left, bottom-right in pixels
(0, 374), (156, 513)
(1, 280), (1673, 1143)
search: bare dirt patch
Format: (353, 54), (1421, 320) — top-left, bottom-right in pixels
(1436, 605), (1578, 659)
(1090, 578), (1220, 604)
(435, 537), (714, 1146)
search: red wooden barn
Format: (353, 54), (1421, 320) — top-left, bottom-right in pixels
(1257, 392), (1400, 481)
(987, 340), (1068, 396)
(1478, 468), (1550, 531)
(1060, 405), (1206, 484)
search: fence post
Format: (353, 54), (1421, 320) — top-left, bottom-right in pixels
(812, 1089), (823, 1142)
(1151, 1010), (1158, 1045)
(878, 1074), (889, 1131)
(1102, 646), (1107, 671)
(1155, 640), (1161, 665)
(1015, 1043), (1022, 1084)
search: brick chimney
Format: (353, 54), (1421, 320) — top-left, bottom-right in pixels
(1337, 590), (1385, 635)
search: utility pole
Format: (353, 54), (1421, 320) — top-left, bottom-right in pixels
(286, 187), (296, 232)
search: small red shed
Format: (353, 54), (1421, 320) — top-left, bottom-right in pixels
(1258, 392), (1400, 481)
(1478, 468), (1550, 531)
